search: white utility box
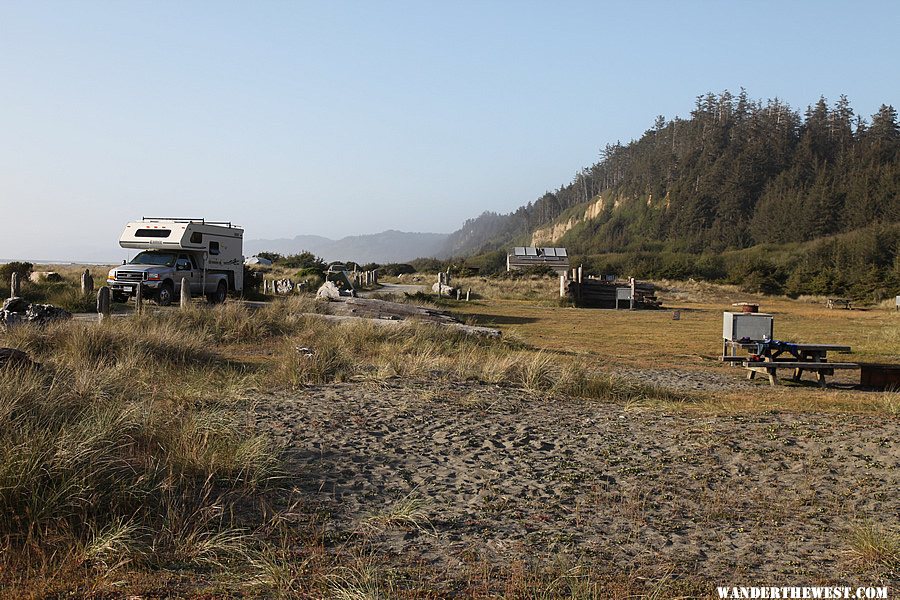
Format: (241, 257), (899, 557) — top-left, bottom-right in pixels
(722, 312), (773, 342)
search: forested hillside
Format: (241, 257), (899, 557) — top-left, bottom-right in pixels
(444, 91), (900, 299)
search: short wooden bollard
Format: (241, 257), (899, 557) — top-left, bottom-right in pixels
(180, 277), (191, 308)
(135, 284), (143, 314)
(97, 286), (111, 323)
(81, 269), (94, 295)
(456, 289), (461, 301)
(466, 288), (471, 302)
(10, 272), (20, 298)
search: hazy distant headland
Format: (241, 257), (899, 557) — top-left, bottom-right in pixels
(244, 229), (450, 263)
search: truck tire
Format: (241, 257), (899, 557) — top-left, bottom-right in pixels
(208, 280), (227, 304)
(157, 282), (175, 306)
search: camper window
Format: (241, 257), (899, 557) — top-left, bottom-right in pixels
(135, 228), (171, 238)
(209, 241), (220, 255)
(190, 232), (203, 244)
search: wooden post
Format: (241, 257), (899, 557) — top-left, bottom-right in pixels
(577, 265), (583, 284)
(456, 289), (461, 301)
(630, 277), (635, 310)
(436, 274), (442, 297)
(10, 272), (19, 298)
(560, 275), (566, 298)
(466, 288), (471, 302)
(81, 269), (94, 295)
(180, 277), (191, 308)
(96, 286), (110, 323)
(446, 268), (451, 286)
(135, 283), (143, 315)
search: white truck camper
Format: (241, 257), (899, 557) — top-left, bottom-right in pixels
(107, 218), (244, 305)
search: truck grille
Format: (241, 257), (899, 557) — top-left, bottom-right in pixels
(115, 271), (146, 282)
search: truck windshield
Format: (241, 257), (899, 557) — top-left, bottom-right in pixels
(129, 252), (177, 267)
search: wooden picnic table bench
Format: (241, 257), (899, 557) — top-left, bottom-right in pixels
(741, 360), (859, 387)
(723, 341), (855, 387)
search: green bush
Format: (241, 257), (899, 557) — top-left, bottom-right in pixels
(295, 266), (324, 279)
(278, 251), (326, 271)
(377, 263), (416, 276)
(0, 261), (33, 283)
(502, 264), (558, 279)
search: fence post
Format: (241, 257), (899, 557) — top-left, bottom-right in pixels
(97, 286), (110, 323)
(81, 269), (94, 295)
(10, 272), (19, 298)
(560, 275), (566, 298)
(456, 289), (461, 301)
(466, 288), (471, 302)
(135, 284), (143, 315)
(630, 277), (635, 311)
(436, 273), (442, 297)
(180, 277), (191, 308)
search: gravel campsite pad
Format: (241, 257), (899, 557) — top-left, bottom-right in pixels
(254, 379), (899, 584)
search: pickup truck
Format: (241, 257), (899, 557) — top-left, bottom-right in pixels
(107, 250), (229, 305)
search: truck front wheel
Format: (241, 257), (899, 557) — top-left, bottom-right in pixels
(208, 280), (227, 304)
(157, 282), (175, 306)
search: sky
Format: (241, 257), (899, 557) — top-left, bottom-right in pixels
(1, 0), (898, 261)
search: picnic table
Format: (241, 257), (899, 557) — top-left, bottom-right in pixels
(722, 340), (855, 387)
(825, 298), (852, 309)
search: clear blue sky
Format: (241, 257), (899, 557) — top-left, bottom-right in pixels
(1, 0), (898, 260)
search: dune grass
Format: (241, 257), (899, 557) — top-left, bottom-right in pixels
(0, 314), (281, 595)
(1, 281), (895, 595)
(0, 292), (705, 595)
(0, 264), (110, 313)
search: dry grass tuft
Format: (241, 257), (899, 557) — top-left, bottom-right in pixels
(361, 490), (433, 535)
(844, 521), (900, 571)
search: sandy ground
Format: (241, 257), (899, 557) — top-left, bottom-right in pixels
(254, 378), (899, 585)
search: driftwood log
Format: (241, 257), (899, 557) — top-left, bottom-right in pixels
(0, 297), (72, 327)
(306, 296), (500, 338)
(303, 313), (500, 338)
